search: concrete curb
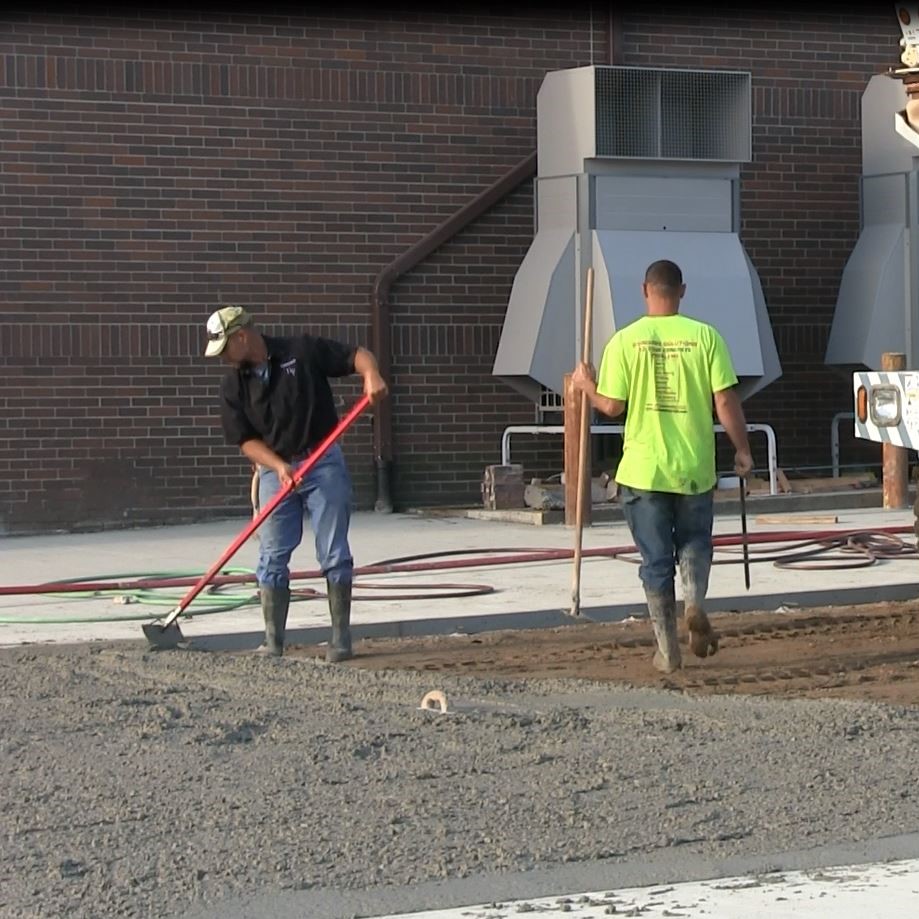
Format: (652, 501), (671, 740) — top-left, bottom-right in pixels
(407, 486), (917, 526)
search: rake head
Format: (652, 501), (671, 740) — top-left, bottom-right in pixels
(142, 618), (186, 651)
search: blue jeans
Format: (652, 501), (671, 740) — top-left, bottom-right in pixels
(618, 485), (714, 602)
(256, 444), (354, 589)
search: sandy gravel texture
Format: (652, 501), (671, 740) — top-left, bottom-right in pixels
(3, 642), (919, 918)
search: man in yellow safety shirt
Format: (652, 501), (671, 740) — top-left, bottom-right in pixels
(573, 259), (754, 673)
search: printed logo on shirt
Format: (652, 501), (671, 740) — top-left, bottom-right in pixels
(281, 359), (297, 377)
(633, 338), (698, 414)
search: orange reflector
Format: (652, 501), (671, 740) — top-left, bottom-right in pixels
(856, 386), (868, 423)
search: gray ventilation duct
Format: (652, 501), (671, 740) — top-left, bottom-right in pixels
(494, 65), (781, 403)
(825, 74), (919, 371)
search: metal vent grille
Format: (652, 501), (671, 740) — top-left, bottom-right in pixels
(539, 386), (564, 412)
(595, 67), (751, 162)
(537, 386), (563, 423)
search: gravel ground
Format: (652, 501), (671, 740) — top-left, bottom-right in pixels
(3, 642), (919, 919)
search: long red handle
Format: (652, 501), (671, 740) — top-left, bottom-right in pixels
(159, 395), (371, 628)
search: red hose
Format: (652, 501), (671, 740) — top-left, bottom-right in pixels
(0, 524), (913, 598)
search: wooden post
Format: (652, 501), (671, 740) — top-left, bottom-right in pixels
(882, 351), (909, 509)
(563, 372), (581, 526)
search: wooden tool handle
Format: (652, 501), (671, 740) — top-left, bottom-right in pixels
(570, 267), (595, 616)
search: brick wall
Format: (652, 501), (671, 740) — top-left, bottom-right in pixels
(0, 6), (900, 534)
(0, 9), (605, 533)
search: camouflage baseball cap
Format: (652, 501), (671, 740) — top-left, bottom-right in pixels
(204, 305), (252, 357)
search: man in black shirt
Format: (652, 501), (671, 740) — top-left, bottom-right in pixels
(205, 305), (388, 660)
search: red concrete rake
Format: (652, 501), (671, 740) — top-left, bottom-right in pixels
(142, 395), (371, 650)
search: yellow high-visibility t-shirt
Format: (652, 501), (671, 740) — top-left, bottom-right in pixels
(596, 314), (739, 494)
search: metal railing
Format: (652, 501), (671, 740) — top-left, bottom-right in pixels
(500, 423), (780, 495)
(831, 412), (855, 478)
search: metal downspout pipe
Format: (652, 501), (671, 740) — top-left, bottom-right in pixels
(369, 6), (616, 512)
(370, 151), (538, 512)
(608, 5), (623, 65)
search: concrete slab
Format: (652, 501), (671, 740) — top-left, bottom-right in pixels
(0, 503), (915, 649)
(2, 501), (917, 919)
(370, 858), (919, 919)
(178, 830), (919, 919)
(430, 485), (916, 525)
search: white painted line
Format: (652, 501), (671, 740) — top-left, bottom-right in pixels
(371, 858), (919, 918)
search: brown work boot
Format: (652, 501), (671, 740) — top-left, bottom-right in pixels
(684, 603), (719, 659)
(645, 588), (681, 674)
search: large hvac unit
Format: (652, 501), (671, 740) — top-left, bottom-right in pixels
(826, 73), (919, 371)
(494, 65), (781, 402)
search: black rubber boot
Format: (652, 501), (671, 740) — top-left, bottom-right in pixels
(645, 587), (681, 674)
(326, 580), (353, 663)
(257, 586), (290, 657)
